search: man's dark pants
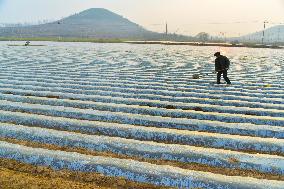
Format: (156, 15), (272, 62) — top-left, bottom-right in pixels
(217, 69), (231, 84)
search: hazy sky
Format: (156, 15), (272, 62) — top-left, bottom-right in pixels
(0, 0), (284, 37)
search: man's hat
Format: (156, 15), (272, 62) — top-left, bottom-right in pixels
(214, 52), (221, 56)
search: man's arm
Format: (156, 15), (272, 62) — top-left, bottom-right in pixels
(224, 56), (230, 70)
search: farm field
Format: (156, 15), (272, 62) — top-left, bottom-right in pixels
(0, 41), (284, 188)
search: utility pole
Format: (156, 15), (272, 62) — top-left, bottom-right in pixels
(165, 22), (168, 36)
(262, 21), (268, 44)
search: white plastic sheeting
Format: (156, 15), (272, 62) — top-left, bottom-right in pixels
(0, 141), (284, 189)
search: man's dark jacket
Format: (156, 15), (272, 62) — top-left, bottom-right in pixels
(215, 55), (230, 71)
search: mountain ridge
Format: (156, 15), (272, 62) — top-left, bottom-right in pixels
(235, 25), (284, 43)
(0, 8), (159, 39)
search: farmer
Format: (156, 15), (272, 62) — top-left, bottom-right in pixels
(214, 52), (231, 84)
(24, 41), (30, 46)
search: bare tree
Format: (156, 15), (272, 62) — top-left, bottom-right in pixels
(195, 32), (210, 42)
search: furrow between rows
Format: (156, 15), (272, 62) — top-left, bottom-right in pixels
(1, 75), (284, 99)
(0, 110), (283, 154)
(1, 93), (284, 119)
(0, 141), (284, 188)
(2, 86), (284, 112)
(0, 95), (283, 126)
(0, 122), (283, 175)
(1, 74), (284, 102)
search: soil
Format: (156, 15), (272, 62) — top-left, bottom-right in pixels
(0, 158), (171, 189)
(1, 138), (283, 183)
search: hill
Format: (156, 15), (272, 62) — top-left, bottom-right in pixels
(0, 8), (192, 41)
(236, 25), (284, 43)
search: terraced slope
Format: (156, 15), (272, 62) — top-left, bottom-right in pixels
(0, 41), (284, 188)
